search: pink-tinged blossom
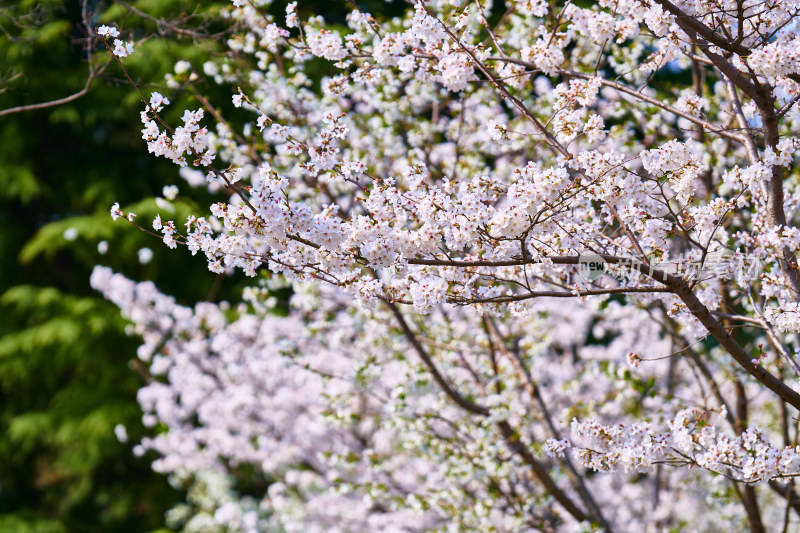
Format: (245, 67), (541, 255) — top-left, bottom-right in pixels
(437, 52), (475, 93)
(148, 92), (169, 112)
(285, 2), (298, 28)
(306, 29), (346, 61)
(110, 202), (122, 221)
(112, 38), (134, 57)
(97, 25), (119, 38)
(544, 438), (570, 458)
(97, 0), (800, 529)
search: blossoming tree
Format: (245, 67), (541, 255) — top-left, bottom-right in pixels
(92, 0), (800, 530)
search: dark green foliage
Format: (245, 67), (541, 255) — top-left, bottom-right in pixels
(0, 1), (238, 530)
(0, 287), (177, 532)
(0, 0), (403, 529)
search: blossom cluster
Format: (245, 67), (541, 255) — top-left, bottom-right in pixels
(95, 0), (800, 530)
(569, 410), (800, 483)
(97, 25), (134, 57)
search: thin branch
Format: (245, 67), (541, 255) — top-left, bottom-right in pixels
(0, 0), (112, 118)
(384, 300), (489, 416)
(0, 69), (98, 117)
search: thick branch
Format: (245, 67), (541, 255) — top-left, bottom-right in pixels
(385, 300), (489, 416)
(410, 253), (800, 409)
(385, 301), (596, 525)
(651, 0), (749, 56)
(484, 317), (611, 531)
(496, 421), (593, 524)
(669, 280), (800, 410)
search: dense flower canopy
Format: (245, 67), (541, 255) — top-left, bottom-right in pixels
(93, 0), (800, 530)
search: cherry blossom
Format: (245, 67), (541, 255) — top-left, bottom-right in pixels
(95, 0), (800, 530)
